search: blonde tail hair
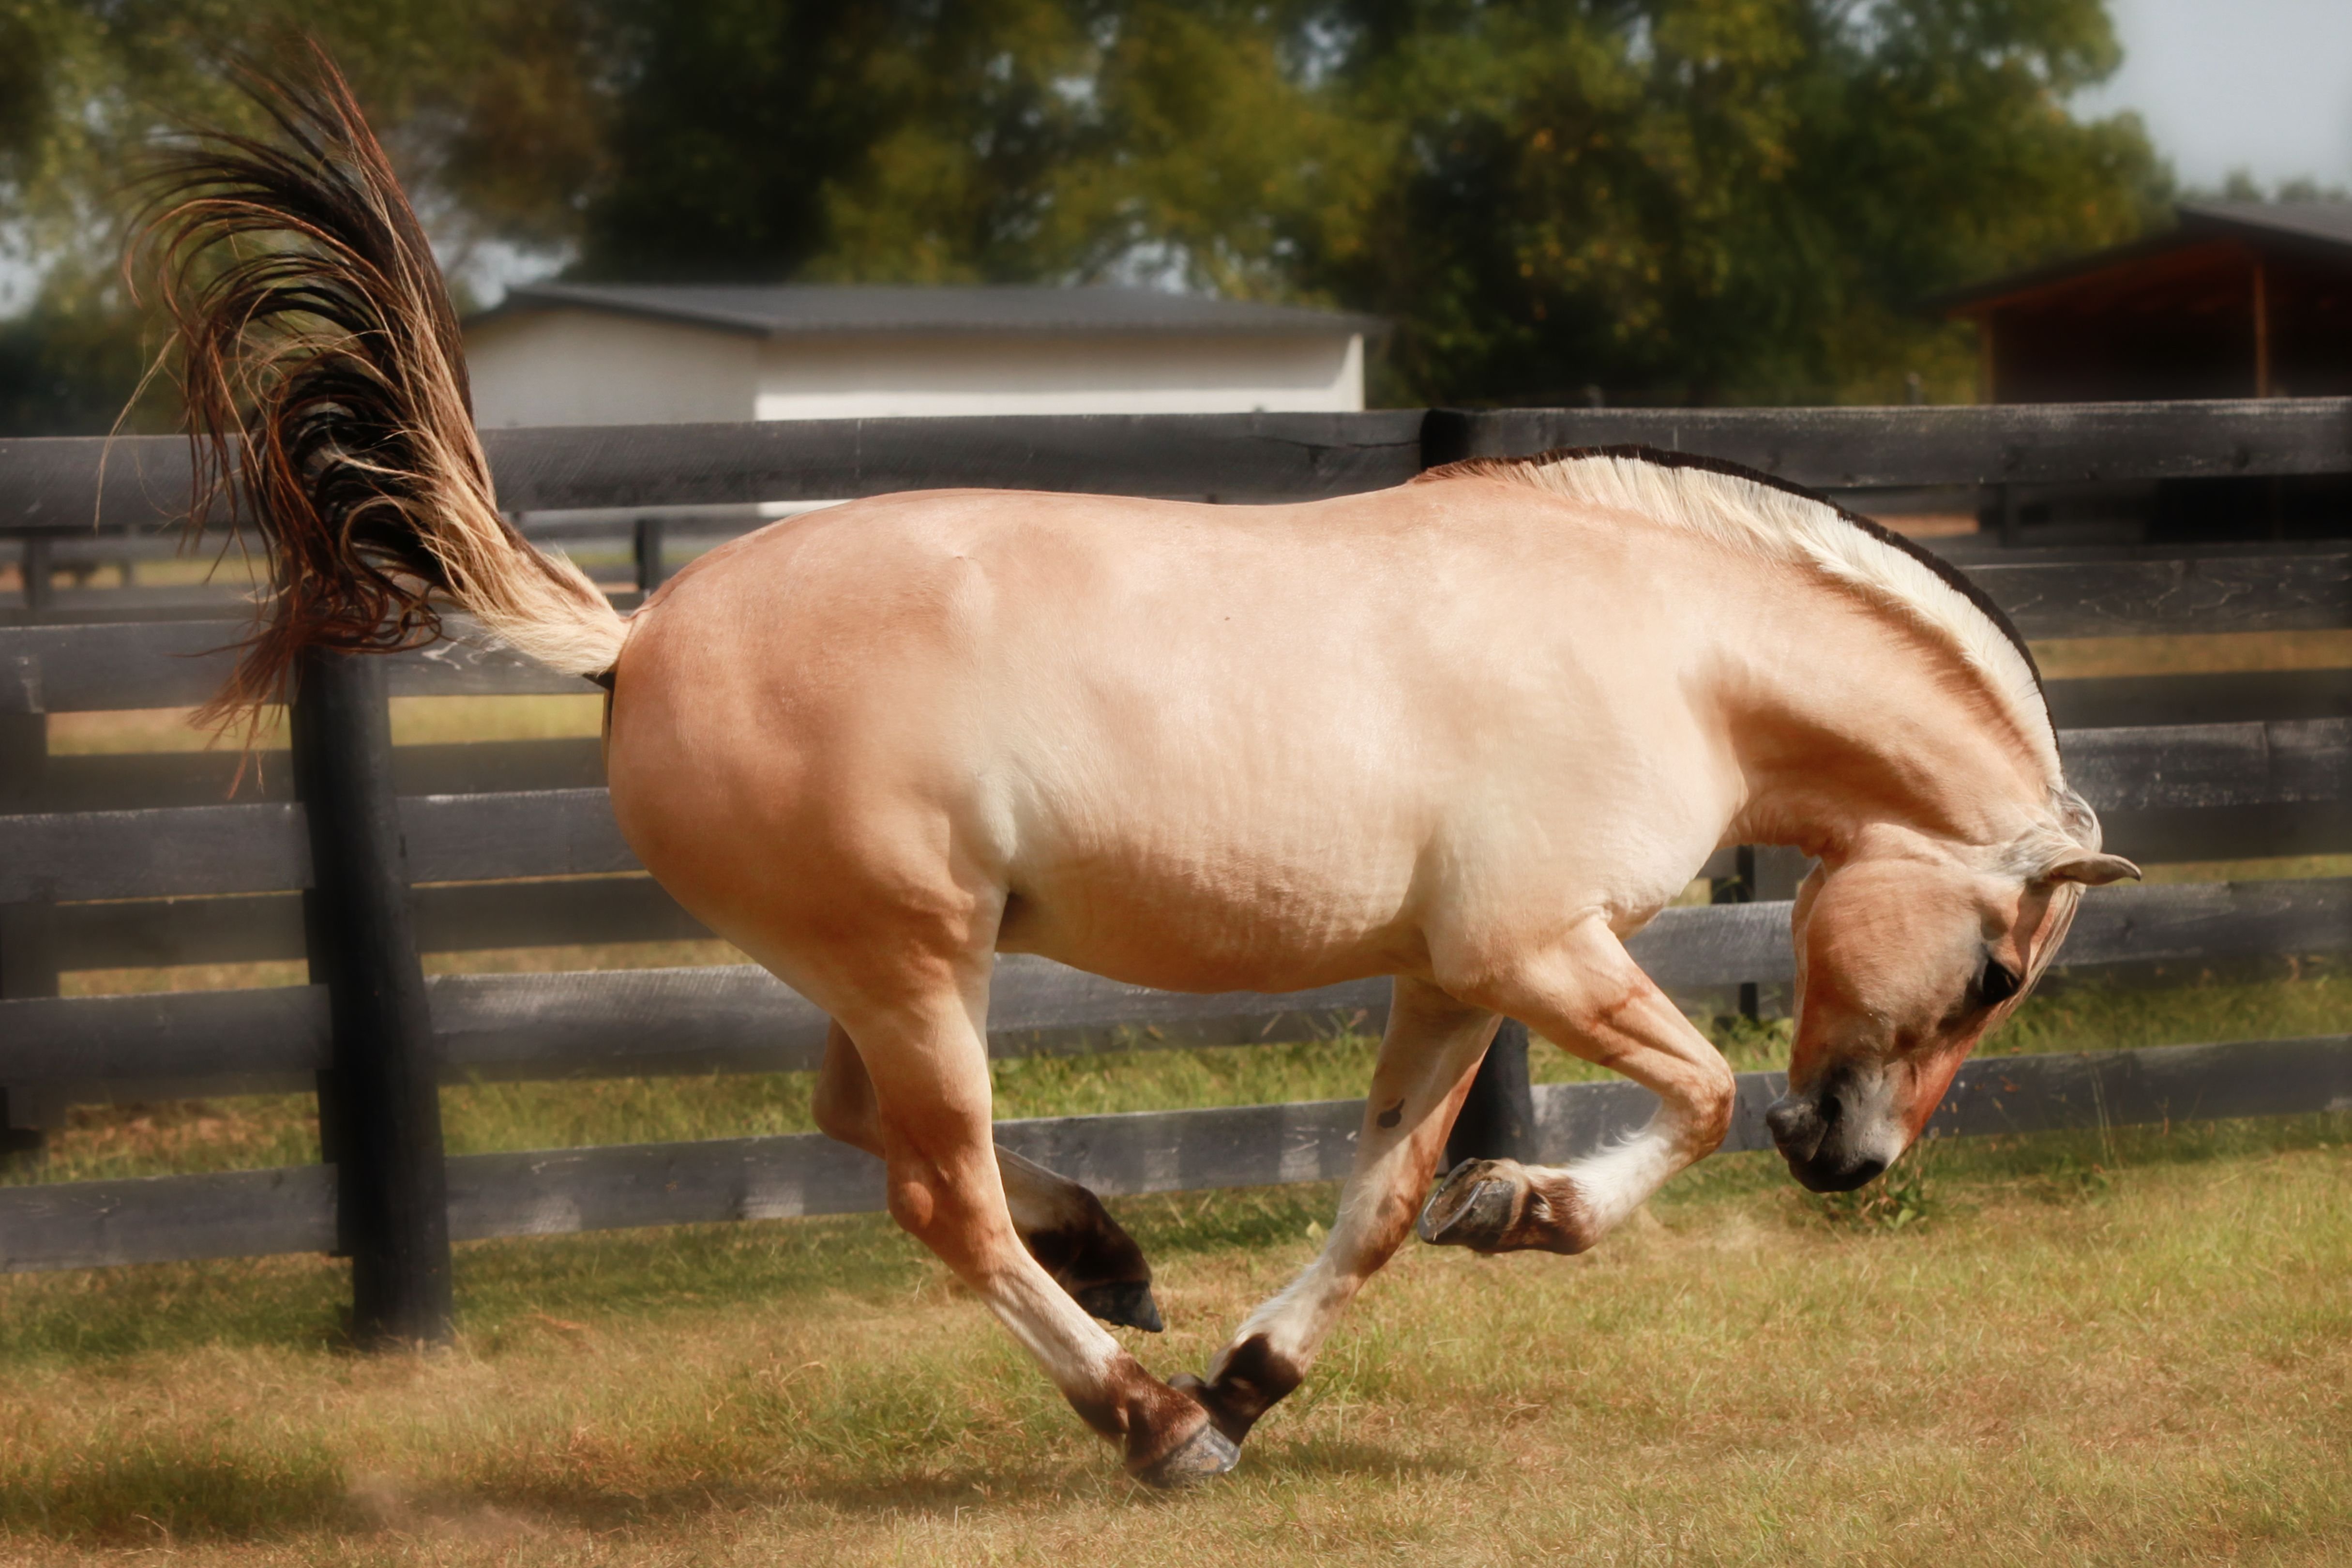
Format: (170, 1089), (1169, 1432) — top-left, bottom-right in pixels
(134, 42), (626, 733)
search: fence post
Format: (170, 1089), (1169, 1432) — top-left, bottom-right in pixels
(1446, 1020), (1537, 1168)
(0, 706), (58, 1166)
(292, 647), (453, 1347)
(632, 515), (666, 593)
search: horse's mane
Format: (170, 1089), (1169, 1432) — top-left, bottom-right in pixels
(1419, 444), (2062, 784)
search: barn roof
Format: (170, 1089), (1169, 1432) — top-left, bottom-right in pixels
(475, 283), (1383, 338)
(1933, 200), (2352, 315)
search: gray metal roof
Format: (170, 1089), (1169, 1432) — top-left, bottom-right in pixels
(483, 283), (1382, 338)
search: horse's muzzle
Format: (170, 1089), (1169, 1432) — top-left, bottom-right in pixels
(1765, 1085), (1890, 1193)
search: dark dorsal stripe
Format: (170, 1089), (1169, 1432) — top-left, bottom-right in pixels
(1424, 442), (2047, 698)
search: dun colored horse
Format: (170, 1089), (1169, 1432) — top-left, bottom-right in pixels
(145, 56), (2136, 1484)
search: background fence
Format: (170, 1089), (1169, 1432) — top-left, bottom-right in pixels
(2, 399), (2348, 1340)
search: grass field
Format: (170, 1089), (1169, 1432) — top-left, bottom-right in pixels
(5, 631), (2347, 1563)
(2, 1116), (2346, 1565)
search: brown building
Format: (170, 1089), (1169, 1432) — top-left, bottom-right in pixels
(1939, 201), (2352, 404)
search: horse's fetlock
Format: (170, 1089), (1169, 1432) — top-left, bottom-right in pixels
(1417, 1159), (1598, 1255)
(1101, 1359), (1239, 1485)
(1172, 1332), (1303, 1447)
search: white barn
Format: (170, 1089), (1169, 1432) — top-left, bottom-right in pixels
(463, 284), (1379, 427)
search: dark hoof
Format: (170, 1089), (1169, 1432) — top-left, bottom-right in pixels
(1130, 1415), (1239, 1488)
(1168, 1336), (1301, 1447)
(1074, 1279), (1165, 1333)
(1417, 1159), (1523, 1250)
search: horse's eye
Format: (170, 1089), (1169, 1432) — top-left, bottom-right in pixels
(1979, 958), (2021, 1007)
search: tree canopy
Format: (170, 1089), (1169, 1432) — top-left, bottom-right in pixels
(0, 0), (2167, 429)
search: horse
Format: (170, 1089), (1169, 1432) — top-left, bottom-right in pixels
(143, 54), (2137, 1487)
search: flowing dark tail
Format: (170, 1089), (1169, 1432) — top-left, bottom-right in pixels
(136, 42), (626, 732)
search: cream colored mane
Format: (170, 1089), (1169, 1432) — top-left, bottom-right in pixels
(1431, 448), (2066, 790)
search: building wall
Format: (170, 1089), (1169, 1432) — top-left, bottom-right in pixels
(751, 331), (1364, 420)
(463, 308), (1366, 426)
(465, 311), (759, 427)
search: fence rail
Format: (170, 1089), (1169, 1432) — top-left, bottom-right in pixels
(8, 399), (2352, 536)
(7, 1033), (2344, 1275)
(2, 399), (2346, 1325)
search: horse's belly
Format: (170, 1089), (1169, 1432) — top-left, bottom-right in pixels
(994, 843), (1427, 995)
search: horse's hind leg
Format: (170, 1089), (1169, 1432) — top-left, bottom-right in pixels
(812, 1023), (1163, 1331)
(1174, 976), (1498, 1447)
(832, 974), (1230, 1484)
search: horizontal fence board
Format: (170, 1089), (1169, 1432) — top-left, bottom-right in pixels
(0, 1164), (336, 1271)
(11, 403), (2352, 535)
(0, 801), (306, 903)
(1440, 399), (2352, 487)
(34, 876), (709, 975)
(7, 1035), (2342, 1272)
(6, 880), (2342, 1095)
(0, 619), (591, 714)
(2094, 801), (2352, 866)
(0, 788), (629, 902)
(2059, 718), (2349, 811)
(1970, 553), (2352, 638)
(25, 738), (608, 814)
(483, 412), (1433, 510)
(0, 414), (1431, 532)
(4, 710), (2331, 902)
(2042, 668), (2352, 730)
(402, 789), (638, 882)
(0, 985), (331, 1089)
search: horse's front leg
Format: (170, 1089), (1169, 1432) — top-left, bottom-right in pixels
(1418, 916), (1734, 1254)
(1174, 977), (1499, 1447)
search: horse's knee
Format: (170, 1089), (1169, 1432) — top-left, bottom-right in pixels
(1687, 1059), (1736, 1152)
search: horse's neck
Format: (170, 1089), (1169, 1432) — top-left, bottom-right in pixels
(1711, 577), (2050, 862)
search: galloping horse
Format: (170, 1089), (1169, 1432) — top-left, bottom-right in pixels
(146, 56), (2136, 1485)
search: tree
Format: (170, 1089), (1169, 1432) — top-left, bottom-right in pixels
(1286, 0), (2166, 404)
(0, 0), (2167, 429)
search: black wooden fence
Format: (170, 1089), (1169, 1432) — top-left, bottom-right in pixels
(2, 400), (2349, 1342)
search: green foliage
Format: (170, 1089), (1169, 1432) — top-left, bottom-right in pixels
(1, 0), (2168, 430)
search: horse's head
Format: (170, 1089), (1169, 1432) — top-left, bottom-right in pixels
(1765, 808), (2137, 1191)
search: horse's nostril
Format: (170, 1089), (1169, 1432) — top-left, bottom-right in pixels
(1764, 1094), (1822, 1156)
(1817, 1088), (1844, 1129)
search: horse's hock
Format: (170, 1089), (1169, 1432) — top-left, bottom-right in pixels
(2, 401), (2349, 1327)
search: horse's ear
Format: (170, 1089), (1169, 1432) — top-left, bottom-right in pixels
(2040, 852), (2140, 887)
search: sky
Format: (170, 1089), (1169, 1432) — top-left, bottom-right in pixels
(2073, 0), (2352, 193)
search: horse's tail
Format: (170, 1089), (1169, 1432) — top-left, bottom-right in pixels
(137, 43), (626, 733)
